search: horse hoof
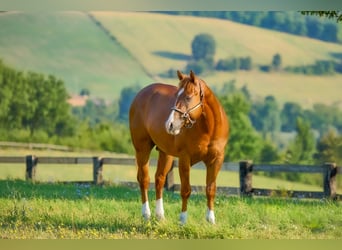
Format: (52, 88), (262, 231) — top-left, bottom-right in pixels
(143, 213), (151, 220)
(179, 211), (188, 225)
(155, 198), (165, 221)
(142, 202), (151, 220)
(156, 213), (165, 221)
(206, 209), (215, 224)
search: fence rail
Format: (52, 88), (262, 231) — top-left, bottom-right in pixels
(0, 155), (341, 200)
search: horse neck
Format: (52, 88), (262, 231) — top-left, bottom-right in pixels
(203, 84), (224, 118)
(200, 84), (227, 133)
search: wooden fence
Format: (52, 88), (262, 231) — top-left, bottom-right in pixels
(0, 155), (341, 200)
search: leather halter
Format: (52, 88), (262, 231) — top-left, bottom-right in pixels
(171, 83), (204, 128)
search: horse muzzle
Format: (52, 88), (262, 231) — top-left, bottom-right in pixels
(165, 110), (183, 135)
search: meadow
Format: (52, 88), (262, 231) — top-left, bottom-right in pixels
(0, 179), (341, 239)
(0, 148), (342, 239)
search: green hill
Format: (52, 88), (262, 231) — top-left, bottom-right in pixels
(1, 11), (342, 107)
(0, 12), (153, 99)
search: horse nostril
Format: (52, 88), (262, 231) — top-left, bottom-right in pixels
(169, 122), (173, 131)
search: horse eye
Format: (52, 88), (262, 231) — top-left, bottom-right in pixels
(185, 96), (192, 102)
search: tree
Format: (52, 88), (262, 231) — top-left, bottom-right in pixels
(303, 103), (341, 135)
(314, 129), (342, 165)
(286, 117), (316, 164)
(280, 102), (303, 132)
(0, 60), (75, 137)
(259, 141), (280, 163)
(272, 53), (282, 71)
(191, 33), (216, 64)
(219, 92), (262, 161)
(321, 23), (338, 42)
(80, 88), (90, 96)
(249, 95), (280, 138)
(239, 56), (252, 70)
(306, 17), (324, 39)
(215, 57), (239, 71)
(118, 85), (140, 121)
(22, 73), (75, 136)
(73, 98), (108, 126)
(300, 11), (342, 23)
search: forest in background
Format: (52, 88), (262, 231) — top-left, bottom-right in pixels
(158, 11), (342, 44)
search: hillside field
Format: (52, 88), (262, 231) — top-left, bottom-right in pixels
(0, 12), (153, 98)
(0, 11), (342, 108)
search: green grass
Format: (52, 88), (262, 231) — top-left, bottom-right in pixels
(1, 12), (342, 107)
(0, 180), (341, 239)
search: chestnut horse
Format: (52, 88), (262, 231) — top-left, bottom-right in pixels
(129, 70), (229, 224)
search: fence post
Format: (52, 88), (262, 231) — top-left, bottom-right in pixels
(93, 157), (103, 185)
(323, 162), (337, 199)
(239, 160), (253, 196)
(26, 155), (38, 182)
(164, 160), (175, 191)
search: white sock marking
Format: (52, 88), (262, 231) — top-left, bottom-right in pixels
(206, 208), (215, 224)
(179, 211), (188, 225)
(142, 201), (151, 220)
(155, 198), (165, 220)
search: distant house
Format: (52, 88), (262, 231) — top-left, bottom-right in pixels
(67, 95), (89, 107)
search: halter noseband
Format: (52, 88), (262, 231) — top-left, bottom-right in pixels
(171, 83), (204, 128)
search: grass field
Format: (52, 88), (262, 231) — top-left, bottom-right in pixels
(1, 12), (342, 107)
(93, 12), (342, 75)
(1, 148), (341, 239)
(0, 179), (341, 239)
(91, 12), (342, 108)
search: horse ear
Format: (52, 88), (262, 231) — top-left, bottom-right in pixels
(190, 70), (198, 84)
(189, 70), (196, 82)
(177, 70), (185, 80)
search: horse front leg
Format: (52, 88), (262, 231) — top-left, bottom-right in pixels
(205, 153), (224, 224)
(136, 149), (152, 220)
(178, 157), (191, 225)
(154, 151), (174, 220)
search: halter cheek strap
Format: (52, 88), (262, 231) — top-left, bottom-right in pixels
(171, 102), (202, 128)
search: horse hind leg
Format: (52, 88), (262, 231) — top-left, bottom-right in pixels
(154, 150), (174, 220)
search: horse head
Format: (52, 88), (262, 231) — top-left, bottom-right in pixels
(165, 70), (204, 135)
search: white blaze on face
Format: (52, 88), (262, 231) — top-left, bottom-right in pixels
(165, 88), (184, 135)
